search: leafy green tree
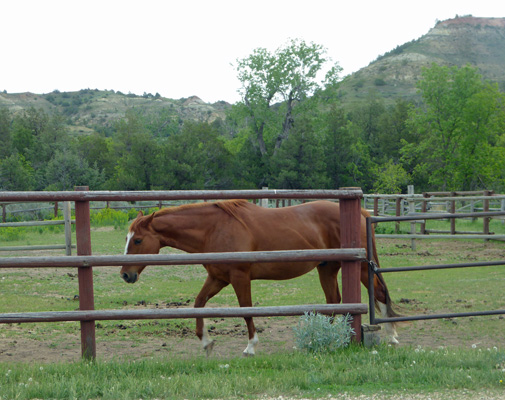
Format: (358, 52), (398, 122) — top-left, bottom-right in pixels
(270, 116), (329, 189)
(405, 63), (505, 191)
(110, 110), (161, 190)
(234, 39), (341, 186)
(371, 159), (409, 193)
(348, 91), (386, 161)
(44, 149), (105, 190)
(0, 107), (12, 159)
(0, 153), (35, 190)
(73, 133), (115, 178)
(155, 121), (233, 189)
(320, 104), (369, 189)
(375, 99), (413, 164)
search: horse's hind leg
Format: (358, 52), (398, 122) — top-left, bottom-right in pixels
(316, 262), (341, 304)
(194, 274), (229, 356)
(360, 261), (399, 344)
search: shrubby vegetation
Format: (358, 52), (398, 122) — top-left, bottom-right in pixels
(1, 41), (504, 193)
(293, 312), (354, 353)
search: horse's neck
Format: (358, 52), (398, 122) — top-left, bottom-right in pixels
(153, 206), (218, 253)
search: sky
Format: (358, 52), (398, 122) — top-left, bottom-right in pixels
(1, 0), (505, 104)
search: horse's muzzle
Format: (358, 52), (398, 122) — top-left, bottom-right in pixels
(121, 271), (138, 284)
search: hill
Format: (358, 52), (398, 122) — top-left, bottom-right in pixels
(336, 16), (505, 107)
(0, 89), (230, 134)
(1, 16), (505, 130)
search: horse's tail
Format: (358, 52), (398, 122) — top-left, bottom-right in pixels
(362, 209), (400, 319)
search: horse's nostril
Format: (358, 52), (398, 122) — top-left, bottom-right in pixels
(122, 273), (129, 282)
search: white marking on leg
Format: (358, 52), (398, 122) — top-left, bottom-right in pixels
(378, 301), (399, 345)
(201, 320), (215, 356)
(124, 231), (134, 255)
(243, 332), (259, 356)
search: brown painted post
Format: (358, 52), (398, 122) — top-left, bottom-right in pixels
(339, 188), (362, 343)
(373, 197), (379, 216)
(74, 186), (96, 359)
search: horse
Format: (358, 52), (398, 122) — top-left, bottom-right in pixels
(120, 199), (399, 356)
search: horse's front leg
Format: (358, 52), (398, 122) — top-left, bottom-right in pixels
(229, 269), (258, 357)
(194, 274), (229, 356)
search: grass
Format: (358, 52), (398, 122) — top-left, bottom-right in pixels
(1, 215), (505, 398)
(1, 346), (504, 399)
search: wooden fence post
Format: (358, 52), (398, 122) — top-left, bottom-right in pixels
(74, 186), (96, 360)
(63, 202), (72, 256)
(339, 188), (362, 343)
(483, 190), (491, 235)
(450, 192), (456, 235)
(395, 196), (402, 233)
(261, 187), (269, 208)
(408, 185), (416, 251)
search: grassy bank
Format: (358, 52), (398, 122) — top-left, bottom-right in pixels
(1, 345), (504, 399)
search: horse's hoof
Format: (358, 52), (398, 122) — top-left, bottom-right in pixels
(387, 336), (399, 346)
(204, 340), (215, 357)
(242, 351), (255, 357)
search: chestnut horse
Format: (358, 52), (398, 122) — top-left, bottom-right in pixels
(121, 200), (398, 356)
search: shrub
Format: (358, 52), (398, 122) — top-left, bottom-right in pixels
(293, 312), (354, 353)
(90, 208), (129, 229)
(374, 78), (386, 86)
(0, 227), (27, 241)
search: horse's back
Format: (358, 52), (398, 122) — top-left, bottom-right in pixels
(232, 200), (344, 251)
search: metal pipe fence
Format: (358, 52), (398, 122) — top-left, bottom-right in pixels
(366, 212), (505, 326)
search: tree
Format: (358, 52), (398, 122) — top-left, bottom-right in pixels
(0, 107), (12, 159)
(371, 159), (409, 193)
(270, 115), (329, 189)
(155, 121), (233, 189)
(110, 110), (161, 190)
(321, 105), (370, 189)
(44, 149), (105, 191)
(0, 153), (34, 190)
(234, 39), (341, 186)
(405, 63), (505, 191)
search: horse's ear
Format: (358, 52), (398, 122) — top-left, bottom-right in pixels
(139, 212), (155, 227)
(137, 211), (144, 218)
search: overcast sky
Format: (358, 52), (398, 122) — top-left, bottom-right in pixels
(1, 0), (504, 104)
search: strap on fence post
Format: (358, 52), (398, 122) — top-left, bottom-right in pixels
(339, 187), (362, 343)
(74, 186), (96, 360)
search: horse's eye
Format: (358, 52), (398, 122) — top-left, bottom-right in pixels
(134, 239), (142, 245)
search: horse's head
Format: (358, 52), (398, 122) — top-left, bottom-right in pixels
(121, 211), (161, 284)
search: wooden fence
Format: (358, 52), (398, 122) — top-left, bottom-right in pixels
(0, 201), (75, 254)
(0, 188), (367, 360)
(364, 190), (505, 242)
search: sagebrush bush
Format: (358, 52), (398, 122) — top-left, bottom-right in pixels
(293, 312), (354, 353)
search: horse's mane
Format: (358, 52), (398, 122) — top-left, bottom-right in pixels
(153, 199), (250, 225)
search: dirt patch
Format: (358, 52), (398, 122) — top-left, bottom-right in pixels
(0, 315), (298, 363)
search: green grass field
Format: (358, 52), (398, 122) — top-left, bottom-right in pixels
(1, 214), (505, 398)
